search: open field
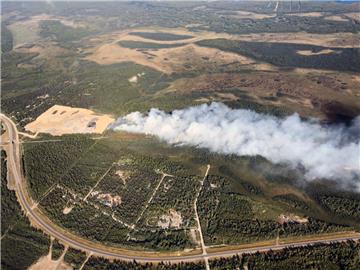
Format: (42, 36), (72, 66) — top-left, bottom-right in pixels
(85, 31), (259, 74)
(25, 105), (114, 135)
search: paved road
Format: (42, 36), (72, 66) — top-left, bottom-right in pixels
(1, 113), (359, 264)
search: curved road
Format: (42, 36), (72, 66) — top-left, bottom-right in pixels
(1, 113), (359, 264)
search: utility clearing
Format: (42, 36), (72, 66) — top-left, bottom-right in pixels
(25, 105), (114, 135)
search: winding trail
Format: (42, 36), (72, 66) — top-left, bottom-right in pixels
(1, 113), (359, 265)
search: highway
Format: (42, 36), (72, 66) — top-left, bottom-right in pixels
(1, 113), (359, 265)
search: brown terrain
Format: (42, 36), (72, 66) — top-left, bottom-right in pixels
(25, 105), (114, 135)
(160, 71), (360, 120)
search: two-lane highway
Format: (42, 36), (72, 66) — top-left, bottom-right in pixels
(1, 113), (359, 265)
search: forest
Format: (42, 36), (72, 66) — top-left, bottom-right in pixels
(197, 39), (360, 72)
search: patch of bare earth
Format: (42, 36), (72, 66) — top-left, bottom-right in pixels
(25, 105), (114, 136)
(28, 241), (71, 270)
(157, 209), (183, 229)
(296, 49), (339, 56)
(345, 12), (360, 22)
(324, 15), (349, 22)
(288, 12), (324, 17)
(63, 205), (74, 215)
(90, 191), (122, 207)
(278, 214), (309, 225)
(231, 11), (276, 19)
(115, 169), (130, 185)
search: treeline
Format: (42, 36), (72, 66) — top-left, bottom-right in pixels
(210, 241), (360, 270)
(1, 24), (13, 53)
(64, 247), (87, 269)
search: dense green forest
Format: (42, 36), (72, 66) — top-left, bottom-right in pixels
(1, 24), (13, 53)
(210, 241), (360, 270)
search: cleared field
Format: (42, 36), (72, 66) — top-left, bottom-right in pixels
(86, 42), (259, 73)
(231, 10), (276, 19)
(25, 105), (114, 135)
(8, 14), (84, 48)
(345, 12), (360, 22)
(288, 12), (325, 17)
(296, 49), (338, 56)
(324, 15), (349, 22)
(8, 19), (41, 47)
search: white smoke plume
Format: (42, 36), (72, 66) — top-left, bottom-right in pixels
(111, 102), (360, 187)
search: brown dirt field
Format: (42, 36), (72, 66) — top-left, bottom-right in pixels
(28, 255), (72, 270)
(234, 11), (276, 19)
(84, 28), (279, 73)
(345, 12), (360, 22)
(85, 41), (262, 74)
(324, 15), (349, 22)
(28, 242), (71, 270)
(278, 214), (308, 224)
(296, 49), (338, 56)
(161, 71), (360, 120)
(289, 12), (325, 17)
(25, 105), (114, 136)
